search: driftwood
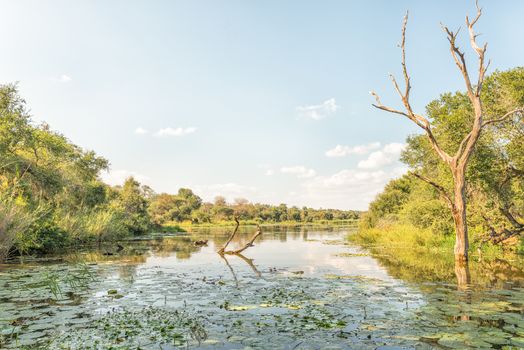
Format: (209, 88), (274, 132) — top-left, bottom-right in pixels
(217, 218), (262, 255)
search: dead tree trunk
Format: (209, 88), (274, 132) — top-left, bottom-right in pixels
(452, 172), (469, 260)
(371, 3), (524, 261)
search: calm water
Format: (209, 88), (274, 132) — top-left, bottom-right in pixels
(0, 226), (523, 349)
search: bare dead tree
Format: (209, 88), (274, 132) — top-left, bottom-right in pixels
(217, 218), (262, 255)
(371, 2), (524, 261)
(217, 217), (240, 254)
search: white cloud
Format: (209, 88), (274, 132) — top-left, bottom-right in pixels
(134, 127), (148, 135)
(357, 142), (406, 169)
(59, 74), (72, 82)
(281, 166), (316, 178)
(325, 142), (381, 157)
(51, 74), (72, 83)
(101, 169), (151, 186)
(265, 169), (275, 176)
(156, 127), (197, 137)
(296, 98), (338, 120)
(298, 167), (408, 210)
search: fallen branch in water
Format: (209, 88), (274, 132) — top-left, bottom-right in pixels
(217, 217), (240, 254)
(226, 225), (262, 255)
(217, 218), (262, 255)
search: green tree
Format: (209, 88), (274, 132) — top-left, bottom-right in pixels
(371, 8), (523, 260)
(116, 177), (151, 234)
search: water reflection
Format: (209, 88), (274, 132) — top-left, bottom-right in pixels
(364, 242), (524, 288)
(454, 260), (472, 321)
(454, 259), (471, 291)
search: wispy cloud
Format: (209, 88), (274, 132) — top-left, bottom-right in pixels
(281, 166), (316, 178)
(357, 143), (406, 169)
(134, 127), (148, 135)
(156, 127), (197, 137)
(296, 98), (338, 120)
(325, 142), (381, 157)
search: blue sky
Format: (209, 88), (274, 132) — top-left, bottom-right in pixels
(0, 1), (523, 210)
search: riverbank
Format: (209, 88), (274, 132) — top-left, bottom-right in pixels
(348, 224), (524, 284)
(173, 219), (358, 229)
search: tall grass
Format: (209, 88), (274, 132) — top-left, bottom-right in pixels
(54, 207), (127, 244)
(349, 224), (518, 283)
(0, 194), (40, 261)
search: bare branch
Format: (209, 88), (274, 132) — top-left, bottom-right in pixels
(482, 107), (524, 127)
(217, 217), (240, 254)
(227, 225), (262, 255)
(371, 91), (416, 122)
(411, 172), (454, 209)
(400, 11), (411, 100)
(441, 4), (489, 165)
(371, 13), (453, 164)
(442, 25), (475, 100)
(465, 0), (488, 95)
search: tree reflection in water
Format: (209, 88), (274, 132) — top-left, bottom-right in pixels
(220, 252), (262, 288)
(454, 259), (472, 321)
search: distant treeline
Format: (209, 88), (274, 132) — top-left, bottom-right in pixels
(0, 84), (357, 260)
(148, 191), (359, 226)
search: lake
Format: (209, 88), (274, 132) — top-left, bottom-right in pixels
(0, 225), (523, 349)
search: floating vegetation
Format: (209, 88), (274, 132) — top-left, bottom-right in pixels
(51, 306), (207, 348)
(0, 227), (522, 349)
(26, 262), (96, 299)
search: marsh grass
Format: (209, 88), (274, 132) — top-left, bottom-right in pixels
(28, 263), (96, 299)
(349, 224), (523, 284)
